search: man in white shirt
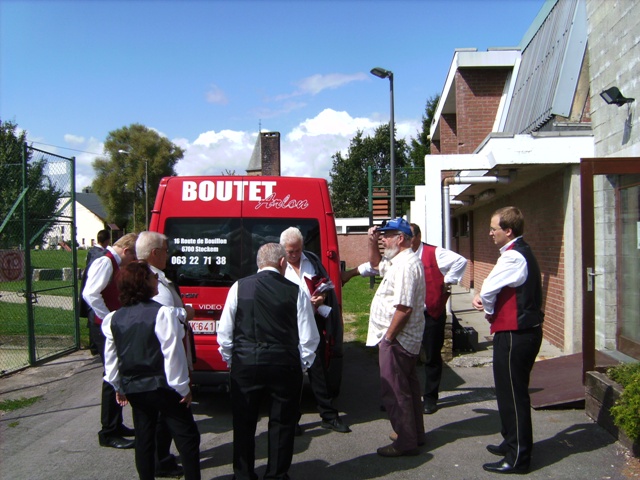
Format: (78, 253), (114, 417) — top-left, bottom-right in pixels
(472, 206), (543, 474)
(136, 231), (196, 478)
(409, 223), (467, 415)
(218, 243), (319, 480)
(82, 233), (138, 450)
(366, 218), (426, 458)
(280, 226), (350, 434)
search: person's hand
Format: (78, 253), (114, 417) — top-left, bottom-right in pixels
(310, 294), (325, 309)
(368, 226), (380, 241)
(115, 392), (128, 407)
(184, 305), (195, 320)
(472, 294), (484, 311)
(180, 391), (193, 408)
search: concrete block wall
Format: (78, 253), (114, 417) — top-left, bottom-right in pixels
(586, 0), (640, 158)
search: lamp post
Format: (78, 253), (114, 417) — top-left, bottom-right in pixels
(370, 66), (395, 218)
(118, 149), (148, 230)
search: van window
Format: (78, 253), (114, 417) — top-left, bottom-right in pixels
(164, 217), (321, 288)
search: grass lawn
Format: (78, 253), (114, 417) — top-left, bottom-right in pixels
(341, 275), (377, 344)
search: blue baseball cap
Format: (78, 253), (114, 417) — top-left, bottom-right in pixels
(376, 218), (413, 237)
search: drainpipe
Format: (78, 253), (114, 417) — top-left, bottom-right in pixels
(442, 172), (515, 250)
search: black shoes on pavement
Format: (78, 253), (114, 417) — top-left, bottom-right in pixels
(422, 401), (438, 415)
(156, 455), (184, 478)
(98, 434), (135, 449)
(320, 417), (351, 433)
(98, 425), (135, 449)
(116, 425), (136, 437)
(482, 459), (530, 474)
(376, 444), (420, 457)
(486, 444), (507, 456)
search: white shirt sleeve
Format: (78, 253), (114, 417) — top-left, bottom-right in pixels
(154, 306), (190, 397)
(297, 288), (319, 369)
(152, 276), (175, 307)
(436, 247), (468, 285)
(218, 281), (239, 367)
(479, 249), (528, 315)
(358, 262), (379, 277)
(82, 256), (114, 320)
(101, 311), (121, 392)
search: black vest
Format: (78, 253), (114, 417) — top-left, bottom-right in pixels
(110, 301), (171, 394)
(232, 270), (300, 367)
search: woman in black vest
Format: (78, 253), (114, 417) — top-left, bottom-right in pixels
(102, 261), (201, 480)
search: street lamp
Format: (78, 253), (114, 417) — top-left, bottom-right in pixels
(370, 66), (396, 218)
(118, 149), (148, 230)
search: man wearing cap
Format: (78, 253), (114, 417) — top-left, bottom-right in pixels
(366, 218), (426, 457)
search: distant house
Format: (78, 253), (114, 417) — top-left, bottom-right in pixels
(43, 189), (118, 249)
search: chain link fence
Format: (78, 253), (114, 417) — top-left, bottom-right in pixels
(0, 144), (79, 375)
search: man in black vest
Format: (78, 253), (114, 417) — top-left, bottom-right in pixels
(473, 206), (544, 474)
(217, 243), (319, 480)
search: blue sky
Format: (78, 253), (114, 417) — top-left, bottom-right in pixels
(1, 0), (545, 190)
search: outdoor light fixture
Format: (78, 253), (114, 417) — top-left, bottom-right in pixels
(600, 86), (635, 106)
(370, 66), (396, 217)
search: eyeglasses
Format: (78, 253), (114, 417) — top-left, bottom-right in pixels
(381, 232), (401, 239)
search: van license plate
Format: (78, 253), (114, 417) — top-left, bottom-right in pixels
(189, 320), (218, 334)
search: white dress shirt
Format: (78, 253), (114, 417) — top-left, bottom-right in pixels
(82, 246), (121, 320)
(479, 237), (528, 315)
(217, 267), (319, 370)
(415, 242), (467, 285)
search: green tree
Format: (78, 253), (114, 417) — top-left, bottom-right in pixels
(0, 119), (65, 248)
(329, 95), (440, 218)
(92, 124), (184, 232)
(329, 124), (408, 218)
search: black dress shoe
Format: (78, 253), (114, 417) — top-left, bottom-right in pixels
(116, 425), (136, 437)
(321, 417), (351, 433)
(482, 459), (529, 474)
(99, 435), (135, 449)
(156, 463), (184, 478)
(422, 402), (438, 415)
(486, 444), (507, 456)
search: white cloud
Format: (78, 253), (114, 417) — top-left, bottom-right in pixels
(205, 84), (228, 105)
(173, 110), (419, 181)
(273, 72), (369, 101)
(72, 110), (421, 188)
(287, 108), (379, 141)
(64, 134), (85, 144)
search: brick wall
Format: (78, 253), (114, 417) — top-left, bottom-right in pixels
(338, 233), (369, 268)
(455, 68), (510, 154)
(455, 170), (566, 349)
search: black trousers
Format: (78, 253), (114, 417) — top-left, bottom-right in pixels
(127, 388), (201, 480)
(89, 318), (123, 438)
(422, 311), (446, 405)
(230, 363), (303, 480)
(492, 326), (542, 467)
(305, 326), (339, 422)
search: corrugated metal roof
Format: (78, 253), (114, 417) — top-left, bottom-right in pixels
(503, 0), (588, 134)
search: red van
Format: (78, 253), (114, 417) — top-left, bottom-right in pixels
(149, 176), (343, 393)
